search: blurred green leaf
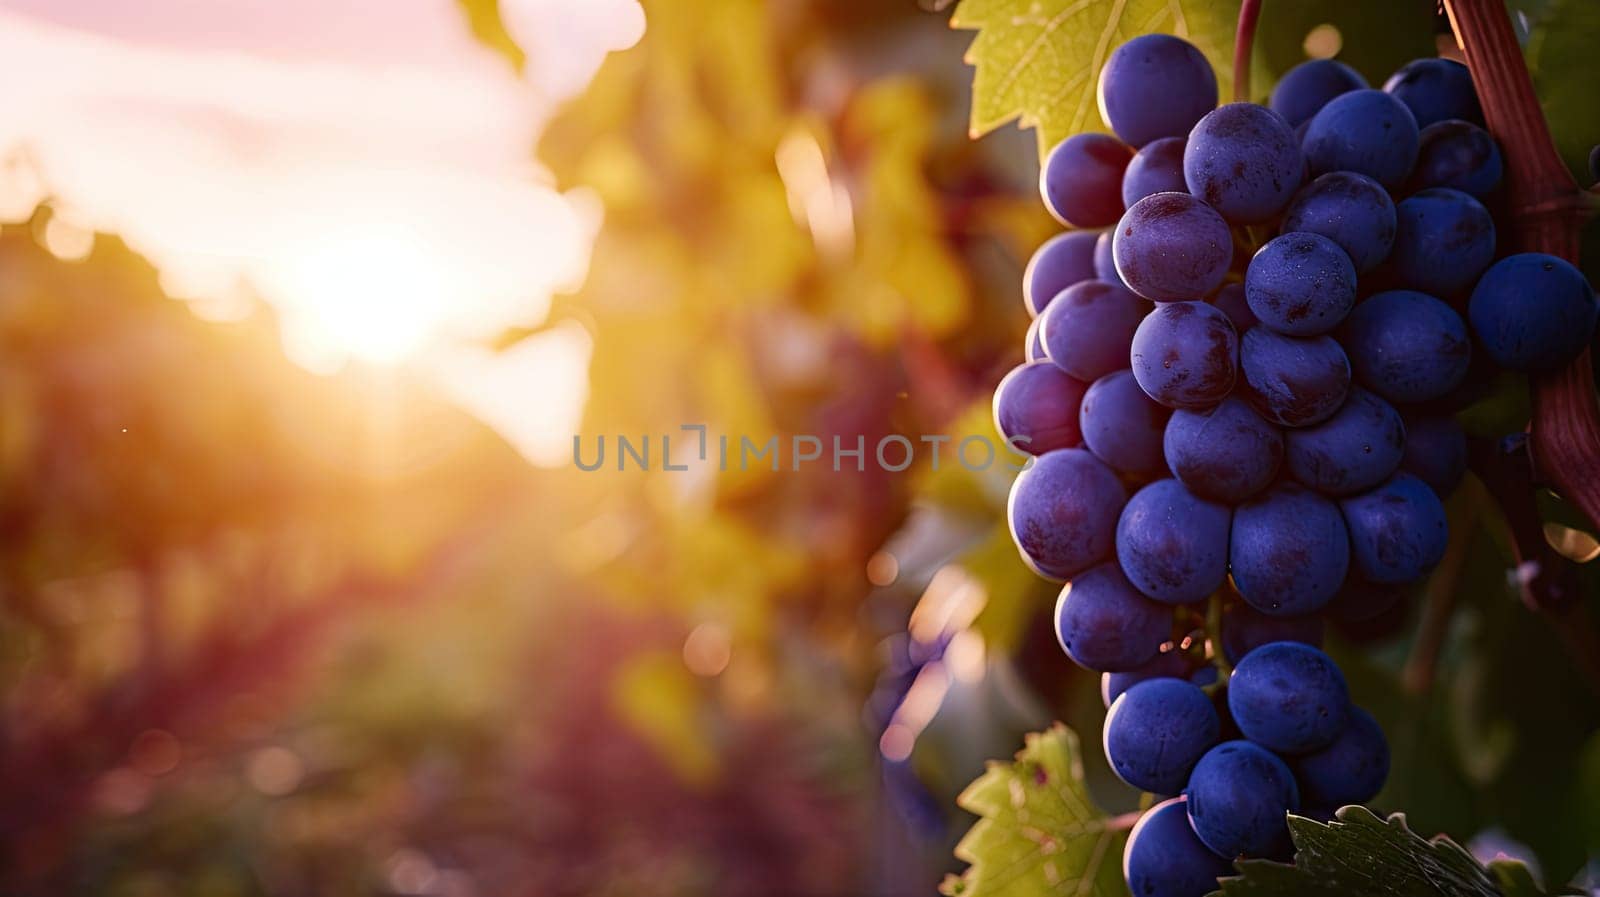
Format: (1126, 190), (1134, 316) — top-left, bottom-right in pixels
(950, 0), (1238, 158)
(1249, 2), (1435, 101)
(941, 724), (1127, 897)
(1214, 806), (1563, 897)
(1526, 0), (1600, 184)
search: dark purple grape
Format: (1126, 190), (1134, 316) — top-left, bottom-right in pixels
(993, 362), (1087, 456)
(1340, 473), (1448, 584)
(1383, 58), (1481, 129)
(1080, 370), (1172, 477)
(1101, 648), (1192, 708)
(1411, 119), (1502, 197)
(1280, 171), (1396, 274)
(1097, 34), (1219, 147)
(1184, 103), (1304, 223)
(1023, 230), (1101, 317)
(1008, 448), (1127, 580)
(1105, 678), (1220, 793)
(1039, 280), (1152, 381)
(1220, 601), (1324, 665)
(1230, 482), (1349, 617)
(1227, 642), (1350, 754)
(1293, 707), (1389, 807)
(1186, 741), (1300, 859)
(1042, 133), (1134, 228)
(1341, 290), (1471, 404)
(1130, 301), (1239, 409)
(1284, 388), (1406, 496)
(1238, 327), (1351, 427)
(1116, 478), (1231, 605)
(1113, 192), (1232, 302)
(1468, 253), (1598, 372)
(1389, 188), (1496, 298)
(1122, 136), (1188, 207)
(1124, 797), (1236, 897)
(1053, 562), (1170, 672)
(1163, 396), (1283, 502)
(1210, 283), (1258, 333)
(1244, 232), (1357, 336)
(1270, 58), (1368, 127)
(1302, 89), (1419, 189)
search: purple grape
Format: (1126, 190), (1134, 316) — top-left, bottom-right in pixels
(1238, 327), (1351, 427)
(1184, 103), (1304, 223)
(1280, 171), (1396, 274)
(1270, 58), (1368, 127)
(993, 362), (1087, 456)
(1080, 370), (1172, 476)
(1186, 741), (1300, 859)
(1293, 707), (1389, 807)
(1097, 34), (1218, 147)
(1340, 473), (1449, 584)
(1101, 649), (1192, 707)
(1468, 253), (1598, 372)
(1230, 482), (1350, 617)
(1411, 119), (1503, 197)
(1053, 562), (1171, 672)
(1341, 290), (1471, 404)
(1116, 478), (1231, 604)
(1220, 601), (1324, 665)
(1008, 448), (1127, 580)
(1244, 232), (1357, 336)
(1113, 192), (1232, 302)
(1210, 283), (1258, 333)
(1122, 136), (1188, 207)
(1284, 387), (1406, 496)
(1093, 230), (1125, 286)
(1302, 89), (1419, 188)
(1163, 396), (1283, 502)
(1105, 678), (1220, 793)
(1389, 188), (1496, 298)
(1124, 797), (1236, 897)
(1130, 301), (1239, 410)
(1039, 280), (1152, 381)
(1023, 230), (1101, 317)
(1042, 133), (1134, 228)
(1383, 58), (1481, 129)
(1227, 642), (1350, 754)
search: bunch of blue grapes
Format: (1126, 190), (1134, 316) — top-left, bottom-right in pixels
(991, 34), (1598, 897)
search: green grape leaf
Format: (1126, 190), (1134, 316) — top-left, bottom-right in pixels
(950, 0), (1240, 158)
(1211, 806), (1573, 897)
(1526, 0), (1600, 184)
(941, 724), (1128, 897)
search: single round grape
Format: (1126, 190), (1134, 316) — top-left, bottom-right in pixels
(1390, 188), (1496, 298)
(1269, 58), (1368, 127)
(1341, 290), (1471, 404)
(993, 362), (1087, 456)
(1024, 315), (1046, 363)
(1093, 231), (1125, 287)
(1023, 231), (1101, 317)
(1130, 301), (1239, 409)
(1123, 797), (1236, 897)
(1294, 707), (1390, 807)
(1210, 283), (1258, 333)
(1244, 232), (1357, 336)
(1081, 370), (1172, 476)
(1054, 562), (1171, 672)
(1105, 678), (1221, 794)
(1008, 448), (1128, 580)
(1400, 412), (1467, 496)
(1040, 280), (1152, 381)
(1102, 649), (1192, 708)
(1097, 34), (1219, 147)
(1280, 172), (1396, 274)
(1113, 192), (1233, 302)
(1123, 136), (1188, 207)
(1238, 327), (1350, 427)
(1115, 478), (1231, 604)
(1163, 396), (1283, 502)
(1411, 119), (1503, 197)
(1220, 601), (1324, 665)
(1041, 133), (1134, 228)
(1341, 473), (1448, 584)
(1302, 89), (1419, 188)
(1183, 103), (1304, 223)
(1327, 574), (1413, 623)
(1285, 388), (1406, 496)
(1229, 483), (1350, 617)
(1383, 58), (1481, 129)
(1228, 642), (1350, 754)
(1185, 741), (1300, 859)
(1468, 253), (1599, 372)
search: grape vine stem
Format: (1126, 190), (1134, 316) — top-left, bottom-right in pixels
(1443, 0), (1600, 533)
(1232, 0), (1261, 103)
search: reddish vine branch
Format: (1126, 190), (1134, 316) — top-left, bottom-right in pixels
(1232, 0), (1262, 103)
(1444, 0), (1600, 532)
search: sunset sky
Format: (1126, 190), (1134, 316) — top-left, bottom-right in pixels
(0, 0), (646, 463)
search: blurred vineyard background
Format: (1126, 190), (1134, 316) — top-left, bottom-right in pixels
(2, 1), (1599, 896)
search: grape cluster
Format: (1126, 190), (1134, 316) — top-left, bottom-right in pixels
(991, 35), (1599, 897)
